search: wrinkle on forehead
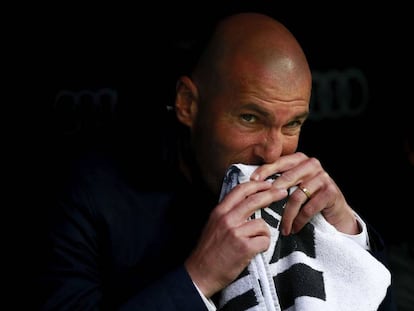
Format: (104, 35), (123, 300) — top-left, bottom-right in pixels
(228, 55), (311, 103)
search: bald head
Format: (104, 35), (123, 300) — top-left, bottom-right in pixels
(192, 12), (312, 100)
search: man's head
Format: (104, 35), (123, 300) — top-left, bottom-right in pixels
(175, 12), (312, 195)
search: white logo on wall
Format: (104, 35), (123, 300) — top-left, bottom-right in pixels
(310, 67), (369, 121)
(53, 88), (118, 135)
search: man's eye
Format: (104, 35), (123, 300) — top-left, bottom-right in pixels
(286, 120), (302, 128)
(241, 114), (257, 123)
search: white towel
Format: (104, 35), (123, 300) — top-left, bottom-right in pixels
(216, 164), (391, 311)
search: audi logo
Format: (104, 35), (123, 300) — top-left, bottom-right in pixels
(53, 88), (118, 135)
(309, 67), (369, 121)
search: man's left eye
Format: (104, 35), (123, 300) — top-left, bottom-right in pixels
(241, 114), (257, 123)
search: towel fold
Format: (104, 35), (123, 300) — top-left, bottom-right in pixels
(216, 164), (391, 311)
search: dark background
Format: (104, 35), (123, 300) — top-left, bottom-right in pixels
(7, 1), (412, 309)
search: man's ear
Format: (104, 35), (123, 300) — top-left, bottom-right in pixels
(175, 76), (198, 127)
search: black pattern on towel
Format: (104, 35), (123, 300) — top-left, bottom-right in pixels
(216, 164), (391, 311)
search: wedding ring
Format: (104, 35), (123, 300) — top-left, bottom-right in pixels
(298, 185), (312, 199)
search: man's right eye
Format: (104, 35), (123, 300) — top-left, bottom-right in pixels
(241, 114), (257, 123)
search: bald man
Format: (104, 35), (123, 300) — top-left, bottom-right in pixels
(38, 12), (394, 311)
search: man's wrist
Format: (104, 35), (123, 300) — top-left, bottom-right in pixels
(193, 281), (217, 311)
(341, 212), (371, 250)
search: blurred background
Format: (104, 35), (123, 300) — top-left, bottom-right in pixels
(7, 1), (413, 309)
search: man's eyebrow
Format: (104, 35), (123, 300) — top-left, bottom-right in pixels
(240, 103), (309, 120)
(240, 103), (272, 117)
(295, 112), (310, 120)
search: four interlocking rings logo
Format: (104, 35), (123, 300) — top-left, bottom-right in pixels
(310, 67), (369, 121)
(53, 88), (118, 135)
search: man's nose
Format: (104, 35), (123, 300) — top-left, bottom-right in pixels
(254, 129), (283, 164)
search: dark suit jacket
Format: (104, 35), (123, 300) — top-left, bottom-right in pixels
(36, 151), (396, 310)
